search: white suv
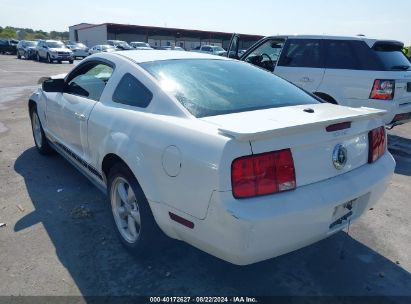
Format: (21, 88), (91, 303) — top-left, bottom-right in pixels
(229, 35), (411, 126)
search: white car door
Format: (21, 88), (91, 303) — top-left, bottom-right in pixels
(57, 61), (114, 160)
(274, 39), (325, 92)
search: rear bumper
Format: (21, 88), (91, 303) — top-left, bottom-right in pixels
(166, 153), (395, 265)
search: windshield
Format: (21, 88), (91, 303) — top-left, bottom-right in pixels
(26, 41), (37, 47)
(102, 45), (115, 50)
(212, 46), (225, 52)
(118, 41), (131, 47)
(134, 42), (148, 47)
(75, 43), (86, 48)
(141, 59), (319, 117)
(47, 41), (65, 48)
(374, 50), (411, 70)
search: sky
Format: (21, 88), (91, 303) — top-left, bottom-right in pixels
(1, 0), (411, 45)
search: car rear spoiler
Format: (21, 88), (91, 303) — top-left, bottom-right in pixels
(373, 40), (404, 51)
(217, 107), (387, 142)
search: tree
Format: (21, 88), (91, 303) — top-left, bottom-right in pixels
(0, 25), (69, 41)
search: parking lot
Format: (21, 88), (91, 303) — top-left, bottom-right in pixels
(1, 54), (411, 297)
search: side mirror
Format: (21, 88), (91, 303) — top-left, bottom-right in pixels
(42, 78), (65, 92)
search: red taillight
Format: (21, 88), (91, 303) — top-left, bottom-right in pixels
(368, 127), (386, 163)
(369, 80), (395, 100)
(231, 149), (296, 199)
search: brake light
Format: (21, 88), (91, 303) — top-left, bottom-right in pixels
(368, 127), (386, 163)
(369, 80), (395, 100)
(231, 149), (296, 199)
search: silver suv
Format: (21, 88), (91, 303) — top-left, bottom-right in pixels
(36, 40), (73, 64)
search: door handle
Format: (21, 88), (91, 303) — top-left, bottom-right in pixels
(74, 112), (87, 121)
(300, 77), (311, 82)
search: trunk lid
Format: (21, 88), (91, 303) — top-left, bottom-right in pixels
(201, 103), (386, 187)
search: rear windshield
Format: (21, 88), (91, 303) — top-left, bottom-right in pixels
(373, 49), (411, 71)
(140, 59), (319, 117)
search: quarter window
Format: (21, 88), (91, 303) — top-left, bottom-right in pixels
(350, 41), (383, 70)
(112, 73), (153, 108)
(278, 39), (322, 68)
(65, 62), (114, 101)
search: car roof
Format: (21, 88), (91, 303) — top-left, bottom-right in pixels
(268, 34), (403, 47)
(114, 50), (230, 63)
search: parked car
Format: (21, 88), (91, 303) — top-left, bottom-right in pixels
(191, 45), (226, 56)
(66, 42), (89, 59)
(16, 40), (38, 59)
(88, 44), (116, 55)
(107, 40), (133, 50)
(0, 38), (18, 54)
(159, 46), (185, 51)
(36, 40), (73, 64)
(29, 50), (394, 265)
(130, 41), (153, 50)
(227, 34), (411, 127)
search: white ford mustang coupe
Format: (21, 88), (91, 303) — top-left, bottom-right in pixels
(29, 50), (395, 265)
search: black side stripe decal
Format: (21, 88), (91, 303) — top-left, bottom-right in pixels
(55, 142), (104, 181)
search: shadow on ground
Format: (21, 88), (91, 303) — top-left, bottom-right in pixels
(388, 135), (411, 176)
(13, 148), (411, 297)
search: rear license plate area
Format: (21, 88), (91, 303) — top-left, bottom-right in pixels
(329, 199), (356, 230)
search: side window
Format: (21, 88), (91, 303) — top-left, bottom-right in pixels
(244, 39), (285, 72)
(278, 39), (322, 68)
(65, 62), (114, 101)
(112, 73), (153, 108)
(324, 40), (359, 70)
(350, 41), (383, 70)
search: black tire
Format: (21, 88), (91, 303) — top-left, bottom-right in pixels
(30, 106), (53, 155)
(36, 52), (41, 62)
(69, 60), (73, 64)
(107, 162), (165, 256)
(47, 53), (52, 64)
(58, 60), (62, 64)
(17, 52), (21, 59)
(24, 51), (28, 60)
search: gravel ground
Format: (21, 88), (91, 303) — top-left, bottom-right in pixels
(0, 54), (410, 298)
